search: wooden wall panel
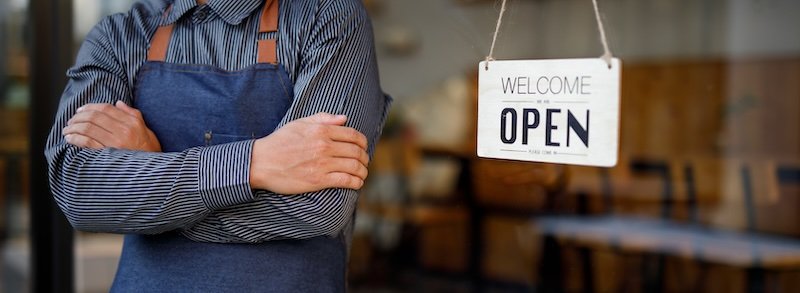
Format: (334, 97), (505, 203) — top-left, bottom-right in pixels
(618, 58), (800, 159)
(620, 60), (726, 158)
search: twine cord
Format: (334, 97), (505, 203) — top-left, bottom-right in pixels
(484, 0), (508, 70)
(484, 0), (615, 70)
(591, 0), (613, 68)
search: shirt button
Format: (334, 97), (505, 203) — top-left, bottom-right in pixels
(196, 11), (207, 20)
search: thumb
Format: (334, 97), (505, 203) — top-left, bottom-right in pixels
(115, 101), (140, 117)
(306, 112), (347, 125)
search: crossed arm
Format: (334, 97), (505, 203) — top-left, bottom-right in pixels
(47, 1), (389, 242)
(63, 103), (370, 194)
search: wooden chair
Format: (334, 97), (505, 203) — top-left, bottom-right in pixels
(534, 158), (800, 293)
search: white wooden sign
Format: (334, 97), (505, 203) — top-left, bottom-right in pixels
(477, 58), (621, 167)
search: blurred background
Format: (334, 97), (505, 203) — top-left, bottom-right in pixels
(2, 0), (800, 292)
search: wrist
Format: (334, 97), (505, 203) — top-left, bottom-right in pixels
(199, 140), (257, 210)
(249, 137), (275, 190)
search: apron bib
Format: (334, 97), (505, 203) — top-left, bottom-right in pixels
(112, 1), (346, 291)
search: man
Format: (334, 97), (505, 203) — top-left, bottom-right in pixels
(45, 0), (390, 291)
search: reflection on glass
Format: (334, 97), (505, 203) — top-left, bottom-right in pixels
(357, 0), (800, 292)
(1, 0), (30, 291)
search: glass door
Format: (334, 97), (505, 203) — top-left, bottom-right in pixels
(1, 0), (33, 291)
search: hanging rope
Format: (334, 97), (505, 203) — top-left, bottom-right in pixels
(484, 0), (508, 70)
(591, 0), (614, 68)
(485, 0), (614, 69)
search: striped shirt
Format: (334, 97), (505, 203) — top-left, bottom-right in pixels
(45, 0), (391, 243)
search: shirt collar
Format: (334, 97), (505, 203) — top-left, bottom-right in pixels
(162, 0), (265, 26)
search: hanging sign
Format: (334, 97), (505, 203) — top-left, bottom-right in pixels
(477, 58), (621, 167)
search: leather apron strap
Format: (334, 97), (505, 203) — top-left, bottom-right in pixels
(257, 0), (279, 64)
(147, 0), (279, 64)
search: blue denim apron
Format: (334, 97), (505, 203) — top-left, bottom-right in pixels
(111, 1), (346, 291)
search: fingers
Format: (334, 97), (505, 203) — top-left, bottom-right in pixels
(324, 157), (369, 180)
(115, 100), (142, 118)
(77, 103), (140, 126)
(67, 110), (123, 134)
(64, 102), (160, 152)
(325, 126), (368, 150)
(328, 141), (370, 166)
(305, 112), (347, 125)
(323, 172), (365, 190)
(247, 112), (374, 194)
(295, 113), (368, 149)
(63, 122), (117, 147)
(64, 133), (104, 149)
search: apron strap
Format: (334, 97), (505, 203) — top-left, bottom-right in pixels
(257, 0), (279, 64)
(147, 0), (279, 64)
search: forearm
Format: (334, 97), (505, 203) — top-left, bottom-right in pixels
(48, 65), (257, 234)
(46, 134), (257, 234)
(182, 188), (357, 242)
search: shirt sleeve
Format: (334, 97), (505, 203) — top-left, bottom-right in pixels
(45, 17), (259, 234)
(181, 0), (392, 243)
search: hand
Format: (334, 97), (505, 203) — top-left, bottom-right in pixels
(250, 113), (370, 194)
(62, 101), (162, 152)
